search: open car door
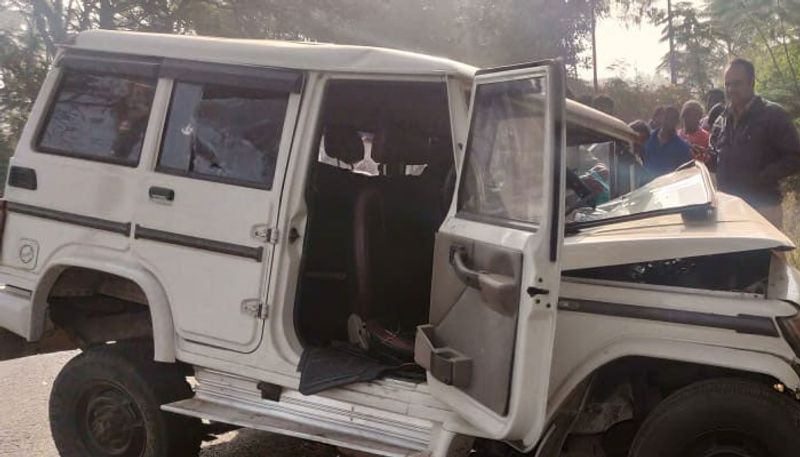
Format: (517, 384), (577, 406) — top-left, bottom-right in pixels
(415, 61), (566, 446)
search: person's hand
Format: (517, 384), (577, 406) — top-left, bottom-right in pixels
(691, 144), (711, 163)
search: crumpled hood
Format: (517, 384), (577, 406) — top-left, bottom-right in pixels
(562, 192), (794, 271)
(768, 254), (800, 303)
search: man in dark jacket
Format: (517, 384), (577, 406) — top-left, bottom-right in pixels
(710, 58), (800, 227)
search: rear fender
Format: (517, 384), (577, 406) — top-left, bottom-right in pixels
(32, 246), (175, 362)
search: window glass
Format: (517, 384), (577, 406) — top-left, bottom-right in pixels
(317, 132), (429, 177)
(459, 77), (546, 224)
(38, 70), (156, 165)
(158, 82), (289, 189)
(318, 131), (379, 176)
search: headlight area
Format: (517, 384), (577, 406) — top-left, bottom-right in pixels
(774, 313), (800, 400)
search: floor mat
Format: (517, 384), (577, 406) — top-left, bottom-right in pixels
(298, 343), (419, 395)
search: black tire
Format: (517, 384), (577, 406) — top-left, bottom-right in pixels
(49, 341), (201, 457)
(629, 378), (800, 457)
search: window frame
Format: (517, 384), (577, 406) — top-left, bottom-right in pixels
(455, 78), (550, 233)
(154, 79), (293, 191)
(34, 67), (158, 168)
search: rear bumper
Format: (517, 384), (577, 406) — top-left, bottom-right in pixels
(0, 285), (33, 340)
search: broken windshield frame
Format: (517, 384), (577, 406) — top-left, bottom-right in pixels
(566, 161), (716, 231)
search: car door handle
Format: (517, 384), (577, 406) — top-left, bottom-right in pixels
(149, 186), (175, 203)
(450, 246), (481, 289)
(451, 246), (518, 316)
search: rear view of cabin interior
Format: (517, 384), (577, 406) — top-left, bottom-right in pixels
(295, 79), (454, 383)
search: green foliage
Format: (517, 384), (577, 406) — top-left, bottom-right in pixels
(653, 2), (726, 93)
(707, 0), (800, 113)
(0, 0), (603, 162)
(598, 77), (694, 122)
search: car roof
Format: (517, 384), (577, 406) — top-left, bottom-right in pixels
(69, 31), (636, 141)
(70, 30), (478, 79)
(566, 99), (638, 144)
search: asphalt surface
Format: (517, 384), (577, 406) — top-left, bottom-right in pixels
(0, 351), (338, 457)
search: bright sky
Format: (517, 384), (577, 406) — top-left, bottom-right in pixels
(578, 19), (669, 82)
(579, 0), (706, 83)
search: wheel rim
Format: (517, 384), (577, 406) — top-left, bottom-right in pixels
(77, 382), (146, 457)
(684, 430), (773, 457)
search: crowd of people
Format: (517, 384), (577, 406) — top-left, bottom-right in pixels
(583, 58), (800, 228)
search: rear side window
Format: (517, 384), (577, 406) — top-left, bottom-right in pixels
(38, 70), (156, 166)
(158, 82), (290, 189)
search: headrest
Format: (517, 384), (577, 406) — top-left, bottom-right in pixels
(324, 125), (364, 165)
(372, 126), (451, 165)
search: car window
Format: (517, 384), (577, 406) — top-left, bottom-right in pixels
(158, 82), (290, 189)
(318, 131), (379, 176)
(459, 77), (546, 225)
(38, 70), (156, 165)
(317, 132), (431, 177)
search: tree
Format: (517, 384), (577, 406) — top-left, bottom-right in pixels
(0, 0), (606, 162)
(707, 0), (800, 115)
(653, 2), (726, 93)
(0, 0), (200, 159)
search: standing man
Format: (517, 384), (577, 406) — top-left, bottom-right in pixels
(649, 106), (666, 131)
(643, 106), (692, 179)
(710, 58), (800, 227)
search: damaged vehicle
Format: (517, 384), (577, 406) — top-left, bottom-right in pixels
(1, 30), (800, 457)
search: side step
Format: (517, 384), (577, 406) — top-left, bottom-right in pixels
(164, 398), (419, 456)
(162, 368), (436, 456)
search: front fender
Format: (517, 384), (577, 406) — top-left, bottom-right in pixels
(32, 245), (176, 362)
(769, 253), (800, 304)
(546, 336), (799, 425)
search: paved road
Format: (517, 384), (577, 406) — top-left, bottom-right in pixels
(0, 352), (337, 457)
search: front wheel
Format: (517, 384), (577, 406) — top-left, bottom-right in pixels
(49, 341), (201, 457)
(629, 378), (800, 457)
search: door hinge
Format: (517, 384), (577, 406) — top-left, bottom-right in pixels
(266, 228), (279, 244)
(241, 299), (268, 319)
(253, 225), (279, 244)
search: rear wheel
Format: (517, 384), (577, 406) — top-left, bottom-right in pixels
(629, 378), (800, 457)
(49, 341), (201, 457)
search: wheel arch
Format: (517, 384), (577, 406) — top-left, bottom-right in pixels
(32, 249), (176, 362)
(546, 337), (800, 423)
(527, 338), (800, 454)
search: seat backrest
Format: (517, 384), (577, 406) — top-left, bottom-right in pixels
(323, 125), (365, 166)
(350, 125), (453, 328)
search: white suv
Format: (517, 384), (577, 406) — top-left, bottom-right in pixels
(2, 30), (800, 457)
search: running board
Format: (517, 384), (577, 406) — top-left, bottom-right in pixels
(162, 368), (435, 456)
(164, 398), (419, 456)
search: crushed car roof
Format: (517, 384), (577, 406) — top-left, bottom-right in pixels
(565, 99), (638, 144)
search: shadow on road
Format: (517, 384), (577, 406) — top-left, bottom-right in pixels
(201, 429), (338, 457)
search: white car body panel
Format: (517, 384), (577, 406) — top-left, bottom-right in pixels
(1, 30), (799, 456)
(547, 279), (799, 417)
(564, 192), (794, 270)
(70, 30), (478, 79)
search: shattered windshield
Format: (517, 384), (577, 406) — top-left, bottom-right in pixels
(564, 124), (713, 230)
(567, 162), (715, 229)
